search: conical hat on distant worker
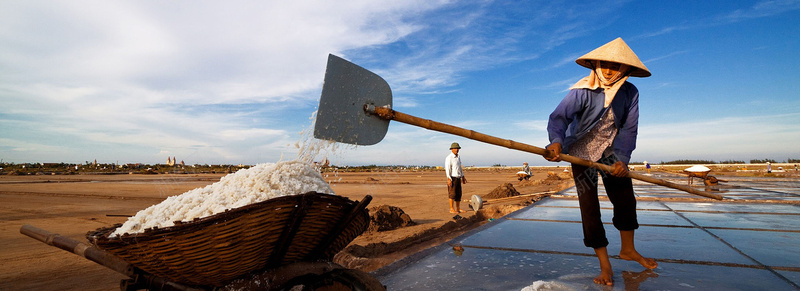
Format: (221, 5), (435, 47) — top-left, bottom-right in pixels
(575, 37), (651, 77)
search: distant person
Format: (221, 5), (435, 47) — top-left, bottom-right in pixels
(445, 142), (467, 214)
(644, 161), (651, 174)
(795, 164), (797, 172)
(543, 38), (657, 286)
(767, 162), (772, 173)
(519, 162), (532, 181)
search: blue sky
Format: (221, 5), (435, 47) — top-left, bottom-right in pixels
(1, 0), (799, 167)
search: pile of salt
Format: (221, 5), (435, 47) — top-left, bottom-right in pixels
(111, 160), (333, 237)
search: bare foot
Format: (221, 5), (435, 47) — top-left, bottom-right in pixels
(458, 209), (466, 213)
(449, 210), (458, 214)
(619, 250), (658, 269)
(593, 269), (614, 286)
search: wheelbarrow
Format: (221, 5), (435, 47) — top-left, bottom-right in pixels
(683, 165), (726, 186)
(21, 192), (385, 290)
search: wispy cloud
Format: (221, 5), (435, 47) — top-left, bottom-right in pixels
(0, 1), (450, 164)
(637, 0), (800, 39)
(644, 50), (691, 64)
(353, 0), (627, 95)
(534, 76), (585, 92)
(513, 120), (549, 132)
(717, 0), (800, 22)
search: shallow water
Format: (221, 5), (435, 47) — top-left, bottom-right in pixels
(376, 175), (800, 290)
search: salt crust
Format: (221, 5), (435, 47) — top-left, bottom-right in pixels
(520, 280), (577, 290)
(111, 161), (333, 237)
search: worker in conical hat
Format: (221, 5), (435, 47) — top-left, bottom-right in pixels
(544, 37), (657, 286)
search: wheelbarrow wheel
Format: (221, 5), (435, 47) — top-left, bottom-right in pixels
(704, 176), (719, 186)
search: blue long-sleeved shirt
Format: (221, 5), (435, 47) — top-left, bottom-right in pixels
(546, 82), (639, 164)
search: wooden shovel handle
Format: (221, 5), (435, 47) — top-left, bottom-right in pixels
(372, 106), (723, 200)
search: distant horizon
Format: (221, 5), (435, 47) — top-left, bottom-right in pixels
(2, 158), (796, 168)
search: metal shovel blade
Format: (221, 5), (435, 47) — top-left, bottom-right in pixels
(313, 54), (392, 145)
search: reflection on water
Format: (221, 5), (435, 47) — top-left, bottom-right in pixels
(379, 175), (800, 290)
(622, 269), (658, 290)
(703, 185), (727, 192)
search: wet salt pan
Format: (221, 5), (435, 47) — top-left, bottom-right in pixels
(111, 161), (333, 237)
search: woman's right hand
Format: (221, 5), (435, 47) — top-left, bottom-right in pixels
(545, 143), (562, 162)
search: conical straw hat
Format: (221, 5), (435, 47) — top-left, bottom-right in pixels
(575, 37), (651, 77)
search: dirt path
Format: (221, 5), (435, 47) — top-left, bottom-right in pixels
(0, 168), (573, 290)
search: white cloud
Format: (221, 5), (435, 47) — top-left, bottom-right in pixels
(0, 1), (452, 164)
(636, 113), (800, 162)
(513, 120), (549, 132)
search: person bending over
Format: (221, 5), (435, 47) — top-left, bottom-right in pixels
(544, 38), (658, 286)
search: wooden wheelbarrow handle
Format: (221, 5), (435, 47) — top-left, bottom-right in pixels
(371, 106), (723, 200)
(19, 225), (201, 291)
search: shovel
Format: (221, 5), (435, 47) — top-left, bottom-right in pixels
(314, 54), (723, 200)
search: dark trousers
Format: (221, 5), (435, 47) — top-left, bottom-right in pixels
(571, 158), (638, 249)
(448, 177), (462, 201)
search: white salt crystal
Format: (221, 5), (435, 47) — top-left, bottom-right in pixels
(521, 280), (576, 291)
(110, 160), (333, 237)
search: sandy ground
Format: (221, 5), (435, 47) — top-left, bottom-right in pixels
(0, 167), (572, 290)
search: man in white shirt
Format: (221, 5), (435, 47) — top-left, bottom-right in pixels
(445, 142), (467, 213)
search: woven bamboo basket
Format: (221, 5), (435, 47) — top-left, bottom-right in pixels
(87, 192), (371, 287)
